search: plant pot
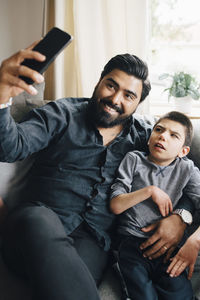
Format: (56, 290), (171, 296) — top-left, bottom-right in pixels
(172, 96), (193, 114)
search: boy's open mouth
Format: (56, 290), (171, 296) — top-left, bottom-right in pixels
(154, 143), (165, 150)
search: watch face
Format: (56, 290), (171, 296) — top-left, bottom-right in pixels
(182, 210), (192, 224)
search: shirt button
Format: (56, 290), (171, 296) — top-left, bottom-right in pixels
(91, 189), (98, 198)
(86, 202), (92, 210)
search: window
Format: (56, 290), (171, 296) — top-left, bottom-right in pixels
(149, 0), (200, 116)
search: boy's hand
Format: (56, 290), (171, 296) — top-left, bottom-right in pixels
(151, 186), (173, 216)
(0, 41), (45, 102)
(167, 235), (199, 279)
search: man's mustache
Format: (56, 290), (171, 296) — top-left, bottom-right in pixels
(100, 98), (123, 114)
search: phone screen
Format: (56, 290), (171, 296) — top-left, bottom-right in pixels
(20, 27), (73, 84)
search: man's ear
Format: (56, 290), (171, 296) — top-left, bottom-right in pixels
(178, 146), (190, 158)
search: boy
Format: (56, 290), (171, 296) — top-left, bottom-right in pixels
(110, 111), (200, 300)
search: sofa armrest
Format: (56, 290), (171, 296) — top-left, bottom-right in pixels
(0, 197), (8, 229)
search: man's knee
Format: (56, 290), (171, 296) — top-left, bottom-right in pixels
(4, 204), (67, 245)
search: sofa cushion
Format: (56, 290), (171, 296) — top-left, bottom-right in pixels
(1, 103), (200, 299)
(0, 82), (50, 209)
(10, 82), (46, 122)
(188, 119), (200, 168)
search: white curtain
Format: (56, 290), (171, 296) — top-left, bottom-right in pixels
(44, 0), (150, 113)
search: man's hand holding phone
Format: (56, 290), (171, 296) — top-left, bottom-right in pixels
(0, 27), (72, 103)
(0, 42), (45, 103)
(19, 27), (73, 84)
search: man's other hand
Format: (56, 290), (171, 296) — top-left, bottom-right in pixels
(140, 214), (186, 261)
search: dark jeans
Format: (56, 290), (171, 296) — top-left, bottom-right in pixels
(118, 235), (193, 300)
(2, 202), (108, 300)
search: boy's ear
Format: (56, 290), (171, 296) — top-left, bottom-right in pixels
(178, 146), (190, 158)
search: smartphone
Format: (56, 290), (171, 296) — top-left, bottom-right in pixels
(20, 27), (73, 84)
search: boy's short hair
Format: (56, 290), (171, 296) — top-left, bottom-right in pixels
(154, 111), (193, 146)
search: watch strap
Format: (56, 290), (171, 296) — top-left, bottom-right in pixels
(0, 98), (12, 109)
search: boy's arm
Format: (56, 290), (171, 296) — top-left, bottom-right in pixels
(174, 162), (200, 216)
(110, 185), (172, 217)
(110, 186), (153, 214)
(171, 162), (200, 224)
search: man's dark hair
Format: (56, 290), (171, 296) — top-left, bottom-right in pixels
(154, 111), (194, 146)
(100, 53), (151, 102)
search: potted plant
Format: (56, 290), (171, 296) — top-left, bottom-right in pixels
(159, 71), (200, 114)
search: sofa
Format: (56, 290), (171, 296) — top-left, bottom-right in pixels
(0, 83), (200, 300)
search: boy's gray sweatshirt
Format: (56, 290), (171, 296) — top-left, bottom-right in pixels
(110, 151), (200, 238)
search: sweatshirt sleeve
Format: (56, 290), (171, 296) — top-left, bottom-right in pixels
(110, 152), (136, 199)
(183, 162), (200, 212)
(0, 101), (68, 162)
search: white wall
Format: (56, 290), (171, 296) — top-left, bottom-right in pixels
(0, 0), (44, 63)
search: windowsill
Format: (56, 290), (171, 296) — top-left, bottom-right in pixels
(149, 102), (200, 119)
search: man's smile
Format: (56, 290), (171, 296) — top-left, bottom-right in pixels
(104, 104), (119, 114)
(100, 99), (123, 115)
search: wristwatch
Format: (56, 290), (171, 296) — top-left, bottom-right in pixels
(173, 209), (193, 225)
(0, 98), (12, 109)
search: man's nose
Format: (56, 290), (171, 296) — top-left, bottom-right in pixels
(110, 92), (122, 105)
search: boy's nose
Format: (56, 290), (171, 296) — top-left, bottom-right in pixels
(159, 132), (167, 140)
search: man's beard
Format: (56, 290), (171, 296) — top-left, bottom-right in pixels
(89, 90), (133, 128)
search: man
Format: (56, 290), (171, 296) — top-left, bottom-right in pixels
(0, 43), (193, 300)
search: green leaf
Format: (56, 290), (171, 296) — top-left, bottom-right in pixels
(188, 90), (200, 100)
(160, 71), (200, 100)
(184, 74), (192, 87)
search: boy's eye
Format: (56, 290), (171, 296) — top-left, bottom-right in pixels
(155, 127), (161, 132)
(171, 133), (179, 139)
